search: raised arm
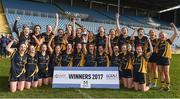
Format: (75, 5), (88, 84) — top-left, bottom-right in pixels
(48, 35), (54, 54)
(116, 13), (120, 31)
(32, 35), (40, 46)
(72, 17), (76, 39)
(13, 16), (20, 37)
(170, 23), (178, 43)
(6, 39), (17, 55)
(105, 35), (109, 54)
(130, 28), (137, 40)
(146, 37), (153, 57)
(53, 13), (59, 34)
(82, 33), (88, 55)
(108, 35), (113, 56)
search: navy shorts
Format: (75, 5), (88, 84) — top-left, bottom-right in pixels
(133, 71), (145, 84)
(148, 53), (157, 63)
(9, 73), (25, 82)
(38, 71), (49, 79)
(157, 56), (170, 66)
(121, 69), (133, 78)
(25, 73), (39, 82)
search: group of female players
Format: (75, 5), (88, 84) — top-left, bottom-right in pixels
(6, 13), (178, 92)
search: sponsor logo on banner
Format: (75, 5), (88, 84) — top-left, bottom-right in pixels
(106, 74), (118, 80)
(54, 73), (66, 78)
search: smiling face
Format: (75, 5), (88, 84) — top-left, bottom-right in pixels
(55, 45), (61, 54)
(149, 30), (156, 39)
(137, 28), (144, 38)
(121, 27), (128, 36)
(109, 29), (116, 38)
(29, 45), (35, 53)
(23, 27), (30, 36)
(98, 26), (105, 37)
(19, 43), (27, 53)
(159, 31), (167, 41)
(113, 45), (119, 53)
(98, 45), (104, 53)
(88, 44), (95, 52)
(136, 46), (143, 55)
(41, 44), (47, 52)
(76, 43), (82, 50)
(57, 29), (64, 36)
(34, 25), (41, 34)
(67, 43), (72, 52)
(46, 25), (52, 33)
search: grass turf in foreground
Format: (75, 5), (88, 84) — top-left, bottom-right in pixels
(0, 54), (180, 98)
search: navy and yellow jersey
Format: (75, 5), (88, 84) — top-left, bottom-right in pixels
(119, 52), (134, 70)
(36, 52), (49, 74)
(25, 54), (38, 78)
(157, 39), (172, 59)
(65, 33), (74, 45)
(151, 38), (158, 53)
(110, 36), (119, 48)
(87, 39), (96, 45)
(19, 34), (31, 44)
(95, 34), (106, 47)
(10, 50), (27, 78)
(133, 54), (148, 74)
(85, 51), (97, 67)
(110, 53), (121, 67)
(29, 33), (41, 46)
(61, 51), (73, 67)
(53, 35), (64, 46)
(40, 32), (53, 45)
(74, 37), (82, 45)
(50, 52), (62, 67)
(73, 50), (86, 67)
(96, 53), (109, 67)
(118, 35), (131, 47)
(134, 36), (148, 53)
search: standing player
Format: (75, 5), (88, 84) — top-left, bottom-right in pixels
(148, 29), (158, 88)
(156, 23), (178, 91)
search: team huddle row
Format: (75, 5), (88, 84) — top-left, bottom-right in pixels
(6, 13), (178, 93)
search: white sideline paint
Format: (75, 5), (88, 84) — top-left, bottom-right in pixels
(76, 89), (93, 99)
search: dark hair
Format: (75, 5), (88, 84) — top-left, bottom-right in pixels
(34, 25), (41, 30)
(137, 28), (144, 33)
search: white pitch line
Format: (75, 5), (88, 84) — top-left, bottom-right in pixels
(76, 89), (93, 99)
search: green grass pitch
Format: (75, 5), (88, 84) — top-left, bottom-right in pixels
(0, 54), (180, 98)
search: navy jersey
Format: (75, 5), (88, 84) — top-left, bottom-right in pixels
(157, 39), (172, 57)
(134, 36), (148, 53)
(10, 51), (27, 78)
(25, 54), (38, 77)
(61, 51), (73, 66)
(96, 53), (109, 67)
(54, 35), (63, 46)
(118, 35), (131, 48)
(73, 50), (85, 66)
(110, 36), (119, 48)
(119, 52), (134, 70)
(37, 52), (49, 74)
(29, 33), (41, 46)
(110, 53), (121, 67)
(40, 32), (53, 45)
(133, 54), (148, 73)
(96, 34), (106, 47)
(85, 51), (96, 67)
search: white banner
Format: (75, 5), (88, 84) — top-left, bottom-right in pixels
(52, 67), (120, 89)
